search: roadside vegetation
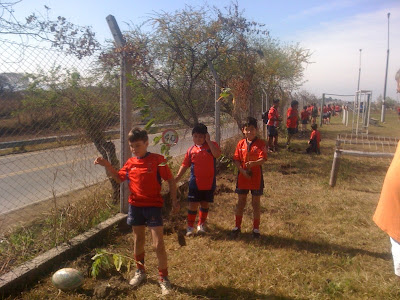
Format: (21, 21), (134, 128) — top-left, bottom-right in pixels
(3, 111), (400, 299)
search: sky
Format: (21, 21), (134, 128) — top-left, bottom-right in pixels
(7, 0), (400, 101)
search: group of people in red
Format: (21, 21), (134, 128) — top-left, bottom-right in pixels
(94, 117), (268, 295)
(265, 99), (321, 154)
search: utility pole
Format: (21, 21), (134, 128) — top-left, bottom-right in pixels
(381, 12), (390, 123)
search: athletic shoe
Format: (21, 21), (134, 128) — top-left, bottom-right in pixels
(159, 277), (172, 295)
(186, 226), (195, 236)
(197, 224), (206, 234)
(252, 229), (261, 239)
(129, 269), (146, 287)
(230, 227), (241, 239)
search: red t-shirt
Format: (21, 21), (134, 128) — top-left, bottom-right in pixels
(233, 138), (267, 190)
(182, 141), (220, 190)
(267, 106), (279, 127)
(118, 153), (172, 207)
(286, 107), (298, 128)
(301, 110), (310, 121)
(310, 130), (321, 148)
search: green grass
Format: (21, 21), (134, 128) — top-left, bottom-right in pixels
(5, 111), (400, 299)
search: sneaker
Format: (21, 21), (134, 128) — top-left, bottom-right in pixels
(159, 277), (172, 295)
(252, 229), (261, 239)
(186, 226), (195, 237)
(230, 227), (241, 239)
(129, 269), (146, 287)
(197, 224), (206, 234)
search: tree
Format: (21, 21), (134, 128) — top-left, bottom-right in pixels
(0, 1), (100, 58)
(376, 95), (397, 110)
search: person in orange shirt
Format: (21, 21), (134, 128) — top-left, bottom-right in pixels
(175, 123), (221, 236)
(286, 100), (299, 148)
(231, 117), (267, 239)
(373, 68), (400, 278)
(266, 99), (281, 152)
(94, 128), (179, 295)
(306, 124), (321, 154)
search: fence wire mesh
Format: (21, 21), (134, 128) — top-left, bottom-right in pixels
(0, 36), (242, 279)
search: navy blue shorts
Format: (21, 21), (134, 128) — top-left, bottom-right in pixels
(127, 205), (163, 227)
(267, 125), (278, 137)
(287, 128), (297, 135)
(188, 188), (214, 203)
(235, 188), (263, 196)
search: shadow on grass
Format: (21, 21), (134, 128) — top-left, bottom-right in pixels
(209, 225), (390, 261)
(174, 284), (300, 300)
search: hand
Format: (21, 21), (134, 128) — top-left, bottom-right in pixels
(205, 132), (211, 143)
(94, 157), (108, 166)
(240, 168), (251, 179)
(245, 161), (254, 169)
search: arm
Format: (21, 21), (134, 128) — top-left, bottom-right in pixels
(167, 178), (180, 214)
(175, 165), (189, 182)
(233, 159), (251, 178)
(205, 133), (222, 158)
(94, 157), (122, 183)
(245, 157), (266, 169)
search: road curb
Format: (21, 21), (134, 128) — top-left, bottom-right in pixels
(0, 213), (127, 297)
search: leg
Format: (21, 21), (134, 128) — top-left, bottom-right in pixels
(235, 193), (247, 228)
(251, 195), (261, 237)
(187, 201), (199, 235)
(273, 135), (278, 151)
(198, 201), (209, 225)
(150, 226), (168, 272)
(132, 225), (146, 269)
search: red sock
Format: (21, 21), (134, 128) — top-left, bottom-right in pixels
(198, 207), (209, 225)
(134, 252), (145, 271)
(235, 215), (243, 228)
(187, 210), (197, 228)
(158, 268), (168, 281)
(253, 219), (260, 230)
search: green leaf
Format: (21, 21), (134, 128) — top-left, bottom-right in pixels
(113, 254), (123, 271)
(153, 135), (162, 145)
(144, 118), (155, 130)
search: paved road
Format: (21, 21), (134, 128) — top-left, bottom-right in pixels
(0, 123), (240, 215)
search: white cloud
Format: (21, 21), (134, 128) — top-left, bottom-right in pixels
(296, 4), (400, 101)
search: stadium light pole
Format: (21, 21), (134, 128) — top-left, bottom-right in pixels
(381, 12), (390, 123)
(357, 49), (362, 92)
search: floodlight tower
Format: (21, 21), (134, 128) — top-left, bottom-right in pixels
(381, 12), (390, 123)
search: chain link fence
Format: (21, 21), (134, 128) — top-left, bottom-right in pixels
(0, 34), (243, 281)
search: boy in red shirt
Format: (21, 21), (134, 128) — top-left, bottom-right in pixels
(306, 124), (321, 154)
(175, 123), (221, 236)
(94, 128), (179, 296)
(286, 100), (299, 148)
(231, 117), (268, 239)
(300, 105), (310, 137)
(266, 99), (281, 152)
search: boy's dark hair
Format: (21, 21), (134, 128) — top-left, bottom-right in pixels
(273, 99), (280, 104)
(303, 105), (307, 109)
(128, 128), (148, 143)
(291, 100), (299, 107)
(311, 124), (318, 130)
(192, 123), (208, 135)
(242, 116), (258, 130)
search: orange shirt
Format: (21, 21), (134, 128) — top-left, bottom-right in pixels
(118, 153), (172, 207)
(267, 106), (279, 127)
(373, 141), (400, 241)
(233, 138), (267, 190)
(182, 141), (220, 190)
(286, 107), (298, 128)
(310, 130), (321, 148)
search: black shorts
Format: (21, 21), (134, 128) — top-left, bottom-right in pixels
(235, 188), (263, 196)
(287, 128), (297, 135)
(188, 188), (214, 202)
(267, 125), (278, 137)
(301, 119), (308, 124)
(127, 205), (163, 227)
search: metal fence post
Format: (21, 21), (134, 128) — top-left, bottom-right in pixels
(106, 15), (132, 214)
